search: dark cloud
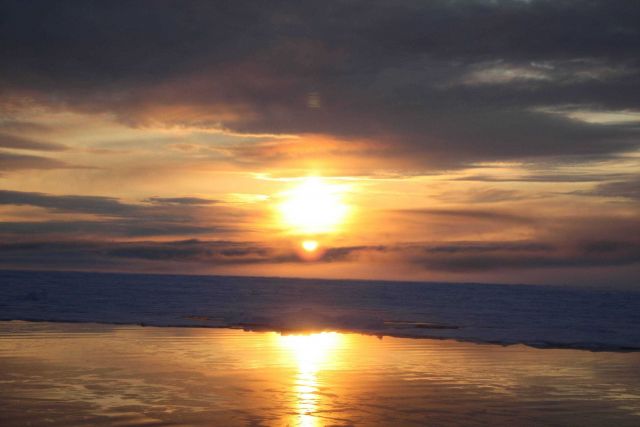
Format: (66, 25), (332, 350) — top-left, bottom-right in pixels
(575, 176), (640, 201)
(435, 188), (530, 204)
(411, 240), (640, 272)
(0, 133), (67, 151)
(0, 120), (54, 133)
(326, 238), (640, 273)
(455, 173), (634, 183)
(0, 189), (225, 218)
(393, 208), (533, 224)
(0, 220), (224, 238)
(0, 189), (241, 238)
(0, 151), (72, 170)
(106, 240), (291, 264)
(0, 239), (298, 270)
(423, 242), (554, 254)
(0, 189), (141, 216)
(2, 235), (637, 275)
(409, 214), (640, 272)
(1, 206), (639, 274)
(146, 196), (219, 205)
(320, 212), (640, 273)
(1, 1), (640, 169)
(321, 245), (388, 262)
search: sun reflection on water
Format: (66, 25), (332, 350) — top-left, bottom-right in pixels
(277, 332), (342, 426)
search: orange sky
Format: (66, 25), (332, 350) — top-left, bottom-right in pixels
(1, 1), (639, 285)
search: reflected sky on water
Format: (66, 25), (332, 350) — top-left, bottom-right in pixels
(1, 321), (640, 426)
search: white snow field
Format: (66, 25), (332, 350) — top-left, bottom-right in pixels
(1, 270), (639, 351)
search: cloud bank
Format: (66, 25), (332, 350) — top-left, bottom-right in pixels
(1, 0), (640, 169)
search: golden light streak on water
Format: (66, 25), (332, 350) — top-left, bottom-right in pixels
(277, 332), (342, 426)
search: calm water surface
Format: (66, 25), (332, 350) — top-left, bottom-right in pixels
(1, 321), (639, 426)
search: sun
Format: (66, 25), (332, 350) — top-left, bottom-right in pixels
(279, 177), (349, 235)
(301, 240), (319, 252)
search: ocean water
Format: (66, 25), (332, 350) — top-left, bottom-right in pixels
(1, 322), (640, 426)
(1, 270), (639, 350)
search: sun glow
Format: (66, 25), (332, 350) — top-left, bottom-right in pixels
(279, 177), (349, 235)
(302, 240), (319, 252)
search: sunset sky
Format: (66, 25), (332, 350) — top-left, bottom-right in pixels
(1, 0), (639, 285)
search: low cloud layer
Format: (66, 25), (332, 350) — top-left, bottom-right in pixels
(0, 189), (240, 238)
(0, 189), (143, 216)
(1, 189), (638, 280)
(576, 176), (640, 201)
(0, 133), (67, 151)
(146, 197), (220, 206)
(0, 152), (72, 171)
(1, 233), (638, 277)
